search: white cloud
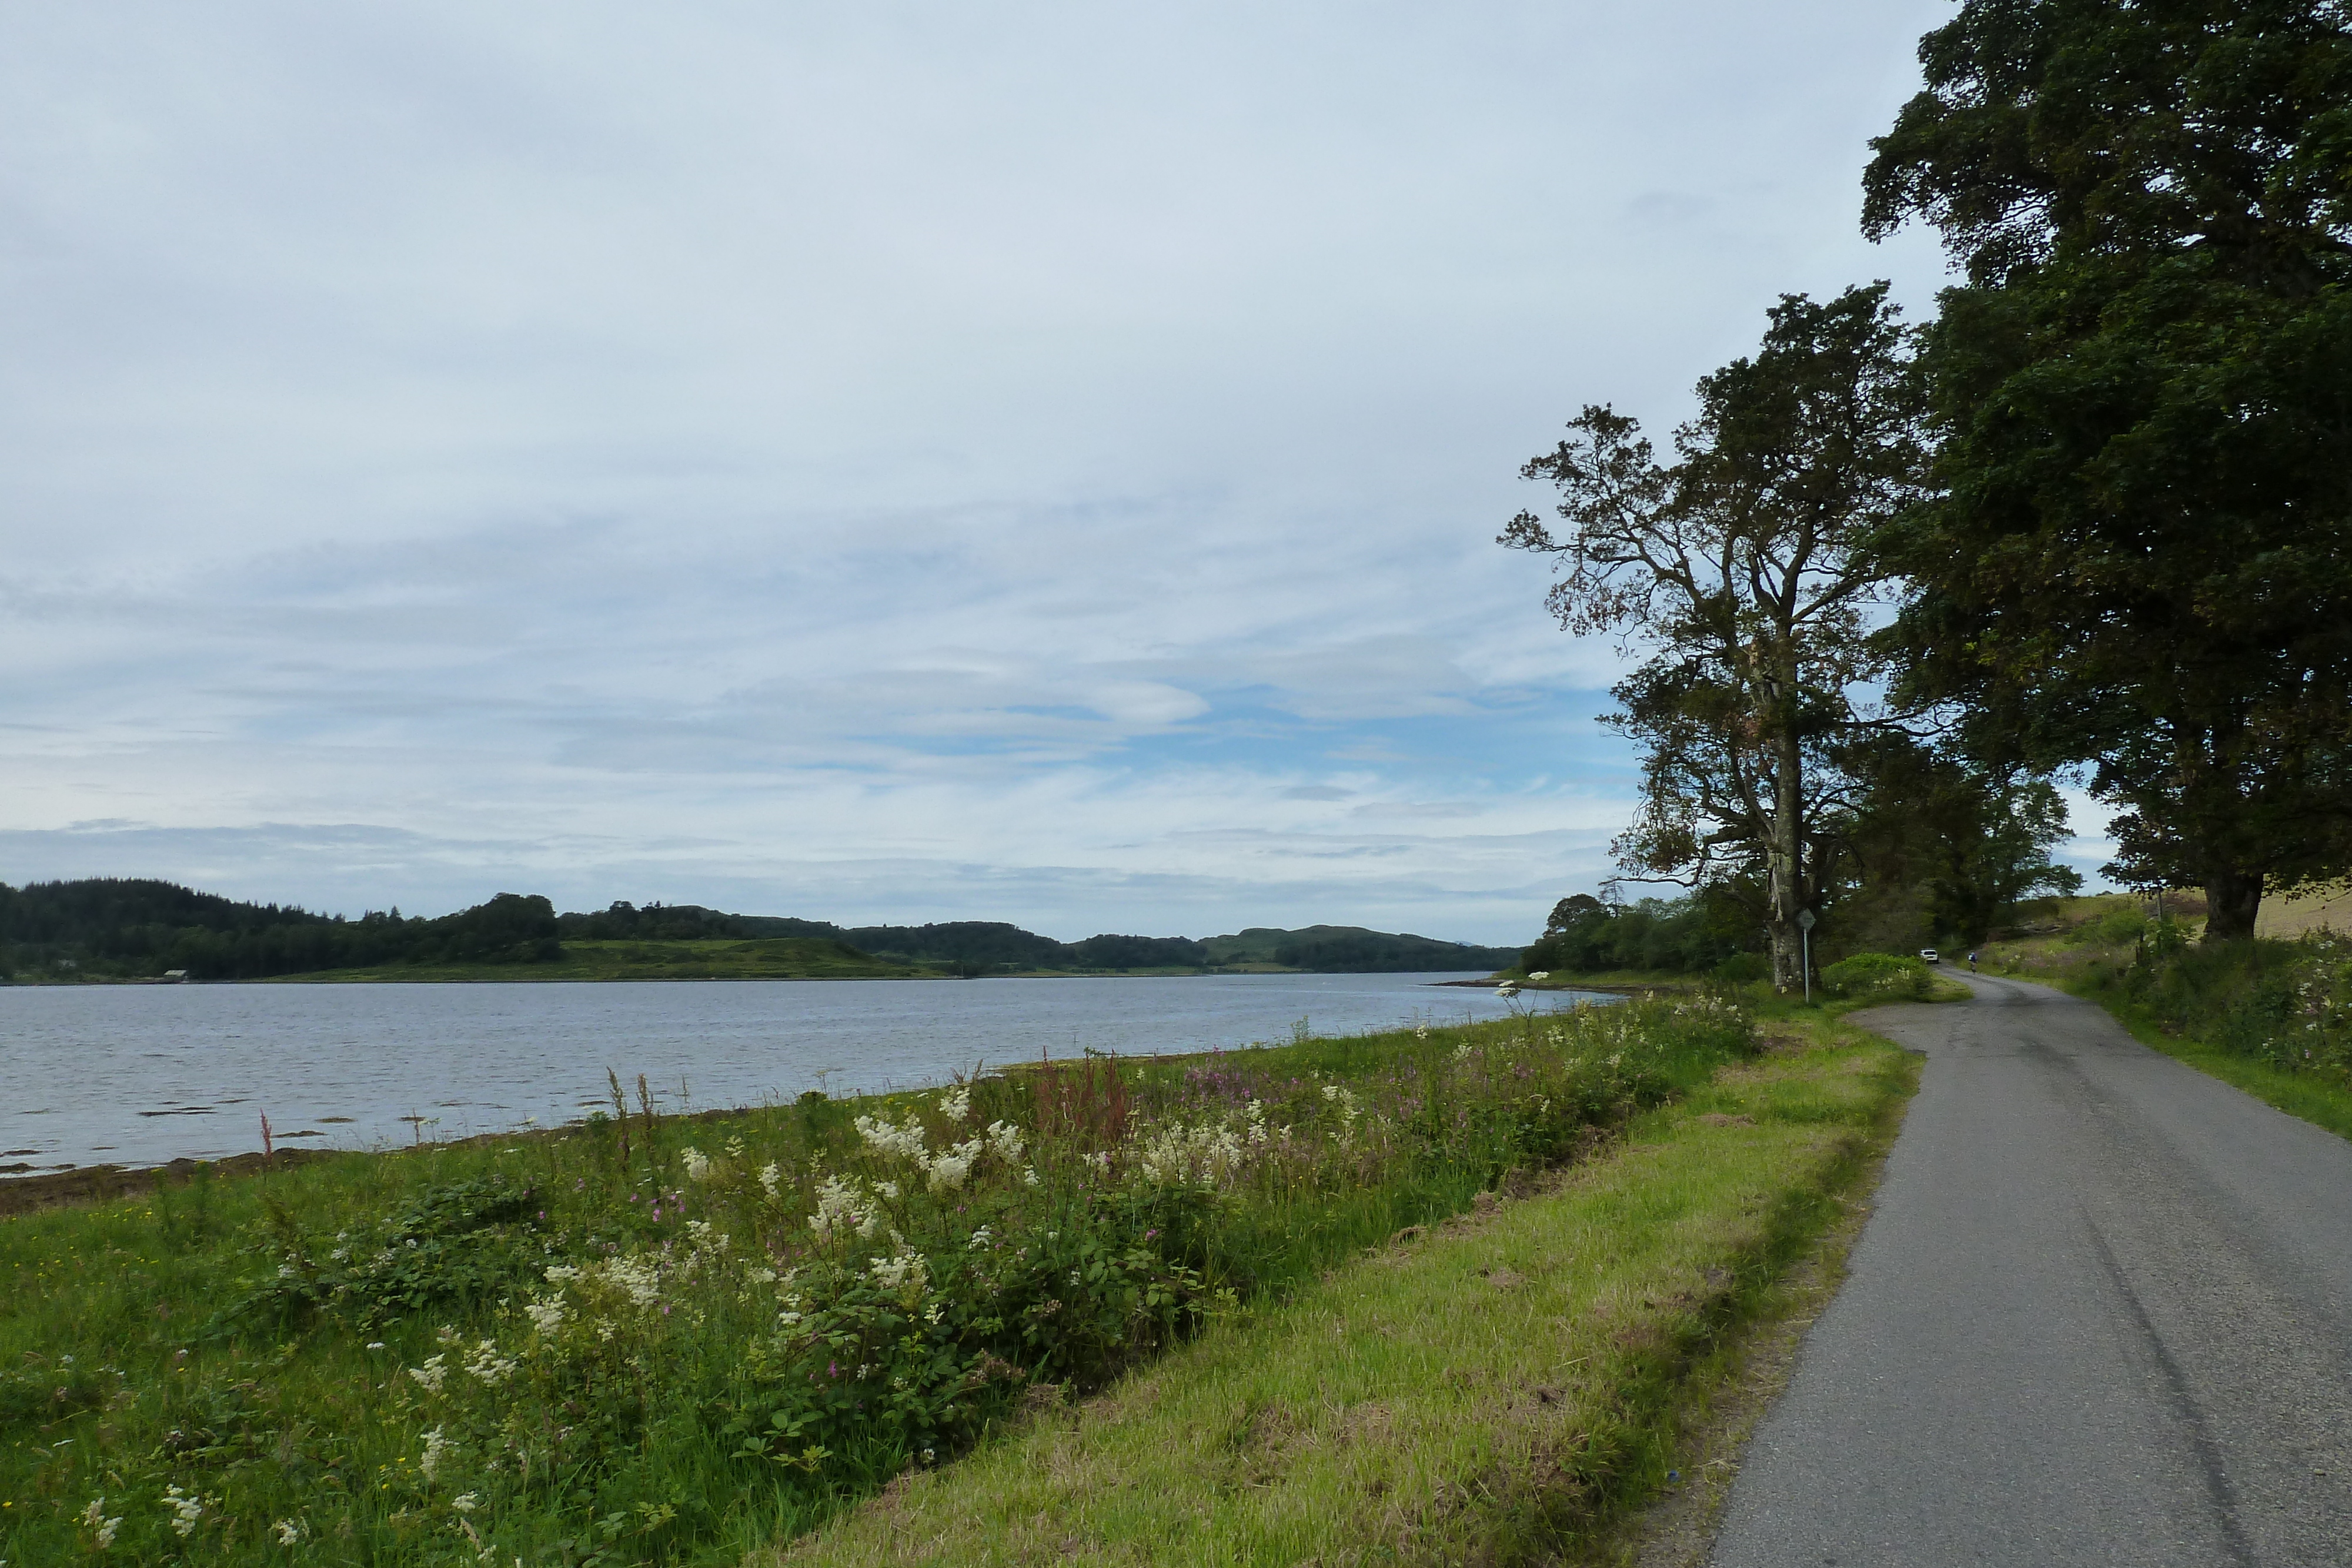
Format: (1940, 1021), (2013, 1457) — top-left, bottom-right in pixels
(0, 1), (1957, 943)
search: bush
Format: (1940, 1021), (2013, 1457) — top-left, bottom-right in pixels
(1820, 952), (1932, 1001)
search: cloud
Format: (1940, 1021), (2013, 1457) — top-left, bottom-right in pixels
(0, 1), (1959, 944)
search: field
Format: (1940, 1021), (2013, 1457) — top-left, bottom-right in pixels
(0, 993), (1840, 1565)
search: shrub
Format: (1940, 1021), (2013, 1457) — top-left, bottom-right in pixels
(1820, 951), (1932, 1001)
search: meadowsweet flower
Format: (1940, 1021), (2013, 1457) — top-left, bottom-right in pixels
(272, 1518), (303, 1545)
(81, 1497), (122, 1548)
(937, 1085), (971, 1122)
(854, 1113), (928, 1160)
(809, 1174), (880, 1241)
(450, 1493), (480, 1513)
(1133, 1121), (1245, 1186)
(162, 1484), (204, 1537)
(407, 1355), (449, 1395)
(985, 1119), (1026, 1161)
(524, 1295), (569, 1335)
(874, 1179), (900, 1200)
(681, 1146), (713, 1182)
(543, 1264), (582, 1283)
(923, 1136), (984, 1192)
(1022, 1165), (1040, 1186)
(757, 1162), (782, 1198)
(419, 1426), (449, 1482)
(867, 1248), (928, 1293)
(967, 1225), (994, 1251)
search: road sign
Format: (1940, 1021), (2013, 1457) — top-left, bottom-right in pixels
(1796, 909), (1816, 930)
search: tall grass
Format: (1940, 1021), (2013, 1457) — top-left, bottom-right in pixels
(0, 997), (1750, 1566)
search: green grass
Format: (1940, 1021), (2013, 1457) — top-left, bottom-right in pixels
(0, 999), (1755, 1565)
(762, 1021), (1916, 1566)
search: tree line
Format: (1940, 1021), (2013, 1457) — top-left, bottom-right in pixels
(0, 881), (1519, 981)
(1505, 1), (2352, 984)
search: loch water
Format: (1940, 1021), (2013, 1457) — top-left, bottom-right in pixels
(1, 972), (1601, 1174)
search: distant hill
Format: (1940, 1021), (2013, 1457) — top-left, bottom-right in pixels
(1202, 925), (1521, 973)
(0, 880), (1514, 982)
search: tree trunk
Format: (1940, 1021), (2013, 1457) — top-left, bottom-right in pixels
(2202, 867), (2263, 942)
(1766, 701), (1806, 992)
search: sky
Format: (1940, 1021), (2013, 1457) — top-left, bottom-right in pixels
(0, 1), (2106, 945)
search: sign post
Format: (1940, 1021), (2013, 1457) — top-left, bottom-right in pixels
(1796, 908), (1817, 1003)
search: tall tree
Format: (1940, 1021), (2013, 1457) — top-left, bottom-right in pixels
(1864, 0), (2352, 940)
(1504, 286), (1925, 990)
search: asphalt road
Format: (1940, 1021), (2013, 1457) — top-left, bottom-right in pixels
(1707, 972), (2352, 1567)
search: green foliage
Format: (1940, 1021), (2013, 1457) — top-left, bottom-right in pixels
(218, 1175), (552, 1336)
(1503, 287), (1925, 985)
(1520, 893), (1748, 976)
(1819, 952), (1933, 1001)
(2111, 934), (2352, 1085)
(1867, 0), (2352, 938)
(1837, 734), (2082, 947)
(0, 1000), (1753, 1566)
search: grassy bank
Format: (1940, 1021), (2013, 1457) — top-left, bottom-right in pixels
(0, 998), (1753, 1565)
(767, 1014), (1916, 1566)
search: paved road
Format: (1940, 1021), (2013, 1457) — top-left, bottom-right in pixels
(1708, 973), (2352, 1567)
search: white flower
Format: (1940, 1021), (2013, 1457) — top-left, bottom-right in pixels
(873, 1179), (900, 1200)
(747, 1266), (777, 1285)
(407, 1354), (449, 1395)
(420, 1426), (450, 1482)
(937, 1085), (971, 1123)
(162, 1484), (204, 1537)
(451, 1492), (480, 1514)
(272, 1517), (303, 1545)
(757, 1161), (782, 1198)
(681, 1146), (712, 1182)
(854, 1113), (929, 1160)
(866, 1248), (929, 1293)
(985, 1119), (1026, 1162)
(968, 1225), (994, 1251)
(598, 1255), (663, 1309)
(1022, 1165), (1040, 1186)
(1132, 1121), (1247, 1186)
(923, 1136), (984, 1192)
(809, 1174), (878, 1241)
(1529, 971), (1551, 981)
(524, 1295), (569, 1335)
(81, 1497), (123, 1547)
(543, 1264), (582, 1282)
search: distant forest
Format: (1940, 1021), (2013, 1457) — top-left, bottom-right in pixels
(0, 880), (1521, 982)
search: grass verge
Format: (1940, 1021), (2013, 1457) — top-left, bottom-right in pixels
(763, 1018), (1917, 1567)
(2052, 971), (2352, 1144)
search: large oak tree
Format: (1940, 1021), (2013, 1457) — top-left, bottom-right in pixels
(1865, 0), (2352, 938)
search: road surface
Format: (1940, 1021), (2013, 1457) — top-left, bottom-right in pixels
(1708, 972), (2352, 1567)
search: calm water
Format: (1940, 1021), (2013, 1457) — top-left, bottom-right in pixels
(0, 974), (1594, 1173)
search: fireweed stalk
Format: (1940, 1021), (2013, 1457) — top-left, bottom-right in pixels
(0, 997), (1750, 1566)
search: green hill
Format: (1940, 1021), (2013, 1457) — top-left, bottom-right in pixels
(0, 880), (1517, 982)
